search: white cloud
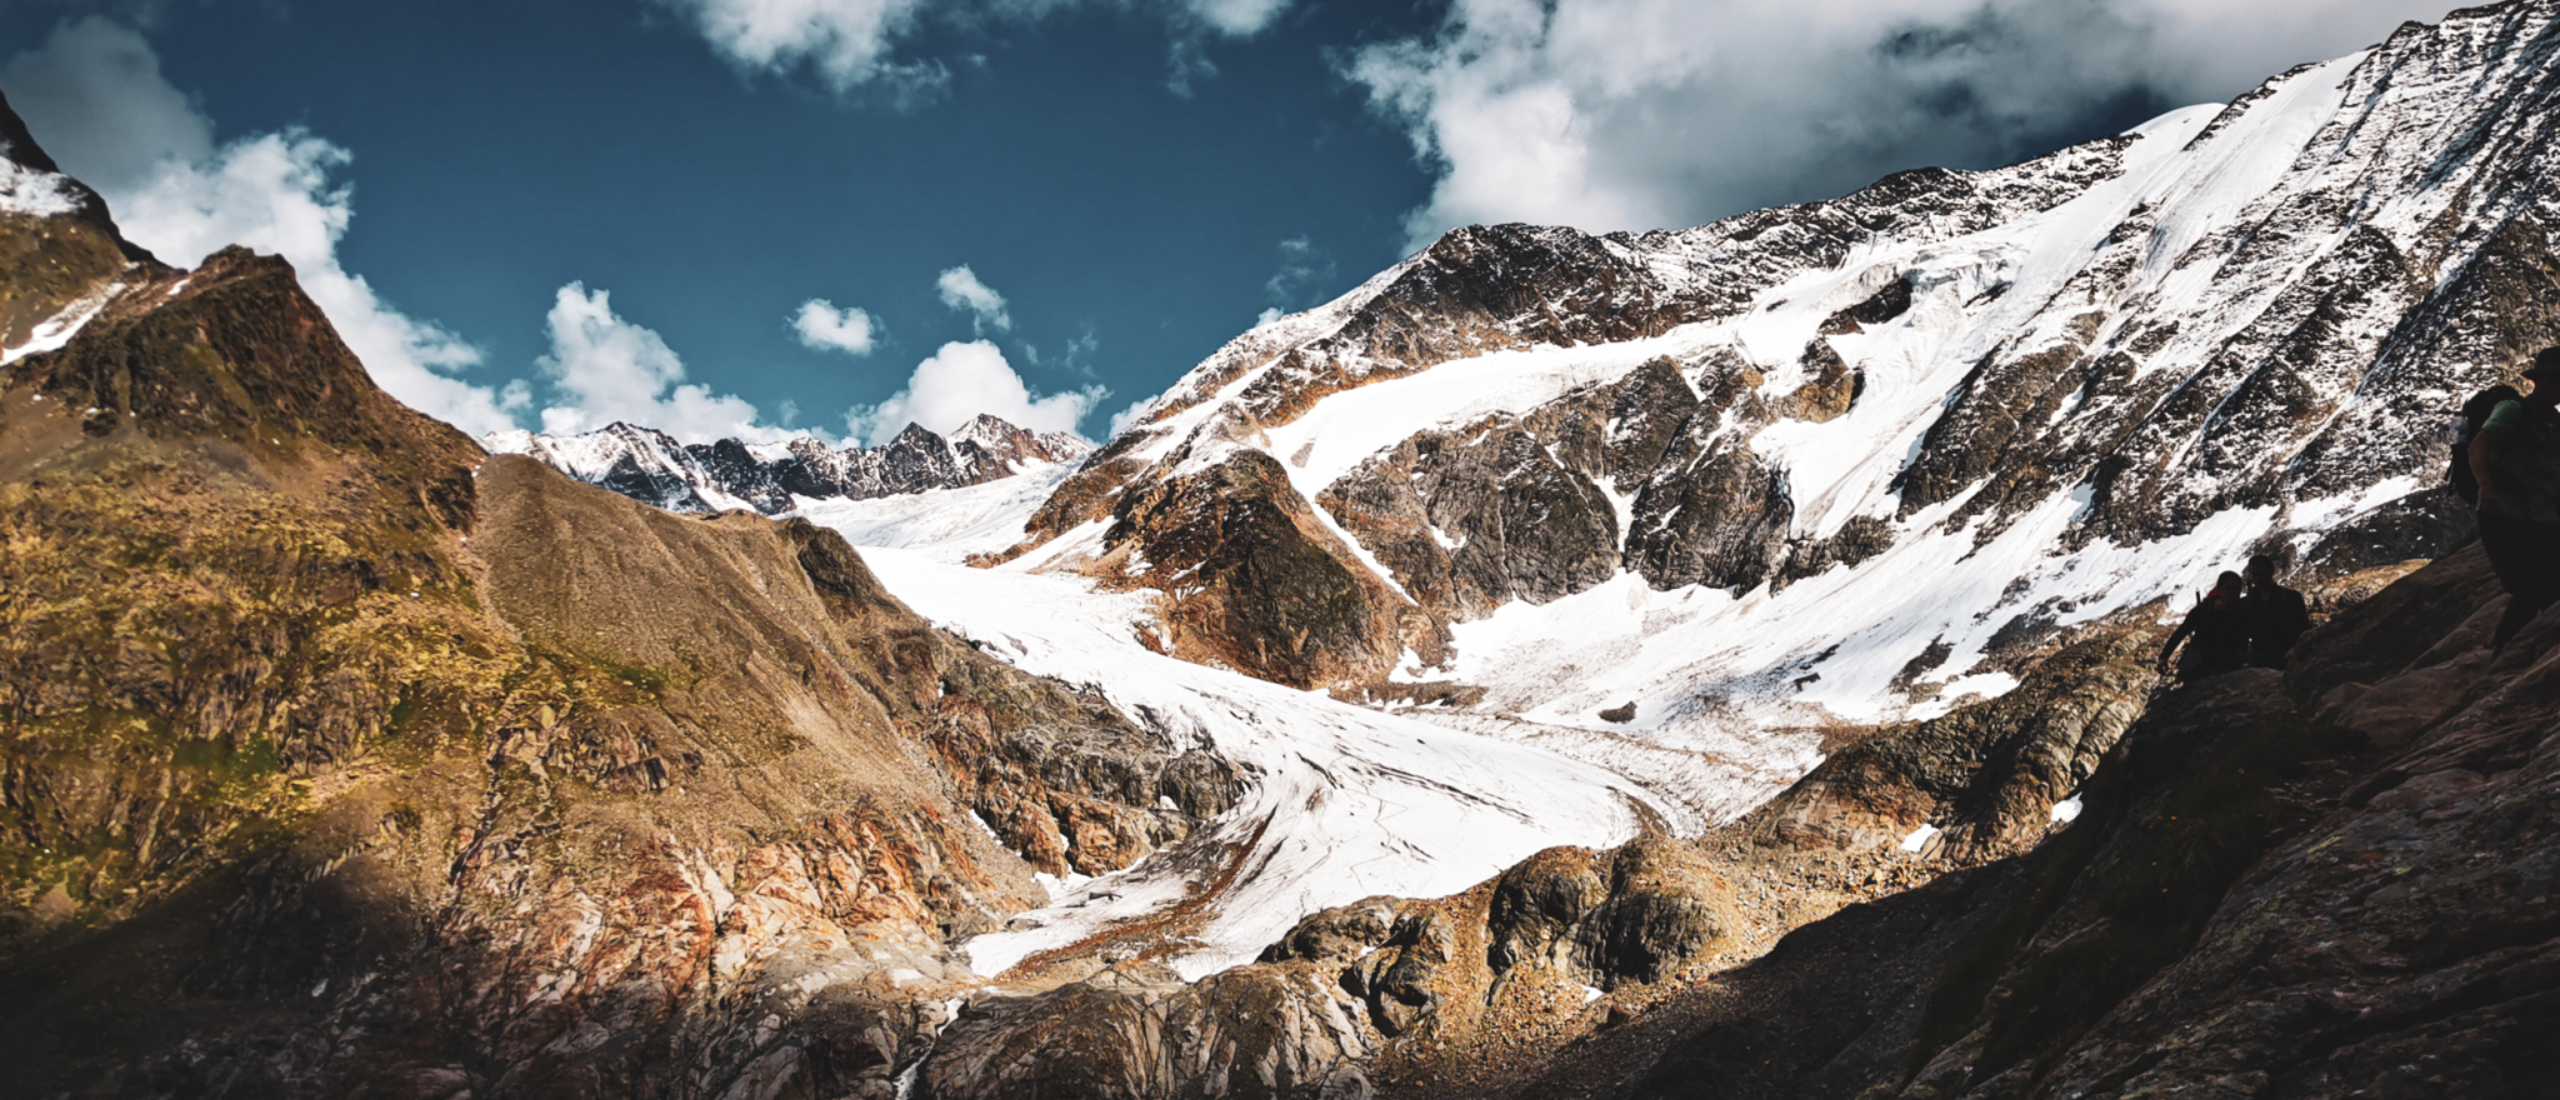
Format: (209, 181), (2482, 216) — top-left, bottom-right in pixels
(793, 297), (878, 355)
(1, 18), (526, 436)
(654, 0), (1294, 95)
(536, 282), (792, 444)
(847, 339), (1104, 445)
(936, 264), (1011, 332)
(1349, 0), (2451, 250)
(652, 0), (949, 99)
(1179, 0), (1291, 37)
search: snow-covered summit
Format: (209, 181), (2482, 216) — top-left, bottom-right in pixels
(1001, 1), (2559, 735)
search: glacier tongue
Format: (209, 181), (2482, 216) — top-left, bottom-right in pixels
(843, 545), (1674, 982)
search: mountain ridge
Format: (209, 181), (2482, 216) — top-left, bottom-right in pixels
(484, 413), (1092, 516)
(978, 4), (2557, 729)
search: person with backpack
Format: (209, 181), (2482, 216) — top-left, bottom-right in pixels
(2240, 553), (2311, 669)
(2468, 347), (2560, 651)
(2449, 383), (2524, 506)
(2158, 571), (2250, 680)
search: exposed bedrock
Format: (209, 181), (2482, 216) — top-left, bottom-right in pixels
(1742, 623), (2161, 862)
(1102, 445), (1435, 688)
(923, 835), (1740, 1100)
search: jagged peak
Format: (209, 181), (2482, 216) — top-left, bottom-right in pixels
(883, 420), (948, 450)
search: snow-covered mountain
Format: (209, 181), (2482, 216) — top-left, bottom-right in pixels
(483, 413), (1090, 514)
(501, 0), (2559, 1040)
(999, 3), (2558, 741)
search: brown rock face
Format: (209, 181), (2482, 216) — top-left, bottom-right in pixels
(924, 834), (1741, 1100)
(1102, 446), (1424, 688)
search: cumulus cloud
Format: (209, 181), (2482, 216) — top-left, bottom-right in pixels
(654, 0), (1294, 95)
(846, 339), (1104, 445)
(1348, 0), (2450, 249)
(793, 297), (878, 355)
(936, 264), (1011, 332)
(535, 283), (792, 443)
(651, 0), (949, 101)
(1, 18), (528, 435)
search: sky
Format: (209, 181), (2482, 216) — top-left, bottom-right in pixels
(0, 0), (2458, 446)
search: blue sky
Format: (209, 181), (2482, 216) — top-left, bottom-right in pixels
(0, 0), (2452, 445)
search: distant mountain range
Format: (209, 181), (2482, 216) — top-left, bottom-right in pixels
(483, 415), (1091, 515)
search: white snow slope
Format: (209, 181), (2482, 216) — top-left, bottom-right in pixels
(805, 4), (2560, 986)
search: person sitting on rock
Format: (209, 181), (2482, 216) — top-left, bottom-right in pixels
(2240, 553), (2312, 670)
(2158, 571), (2250, 680)
(2467, 347), (2560, 652)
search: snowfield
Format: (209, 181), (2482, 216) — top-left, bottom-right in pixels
(792, 27), (2550, 984)
(791, 462), (1078, 560)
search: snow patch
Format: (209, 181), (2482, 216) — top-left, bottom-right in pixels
(3, 282), (122, 366)
(0, 156), (83, 218)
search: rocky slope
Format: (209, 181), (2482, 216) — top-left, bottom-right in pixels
(0, 107), (1230, 1098)
(485, 414), (1091, 516)
(1488, 541), (2560, 1100)
(998, 0), (2560, 716)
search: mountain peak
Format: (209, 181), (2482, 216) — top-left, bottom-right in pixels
(0, 90), (155, 264)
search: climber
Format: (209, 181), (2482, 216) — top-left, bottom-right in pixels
(2449, 383), (2524, 506)
(2240, 553), (2311, 669)
(2468, 346), (2560, 651)
(2157, 570), (2250, 680)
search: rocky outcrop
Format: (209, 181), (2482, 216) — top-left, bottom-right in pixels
(1102, 445), (1428, 688)
(1478, 541), (2560, 1100)
(921, 834), (1740, 1100)
(486, 413), (1092, 516)
(1744, 623), (2160, 861)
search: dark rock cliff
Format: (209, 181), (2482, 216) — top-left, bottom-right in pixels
(1486, 543), (2559, 1100)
